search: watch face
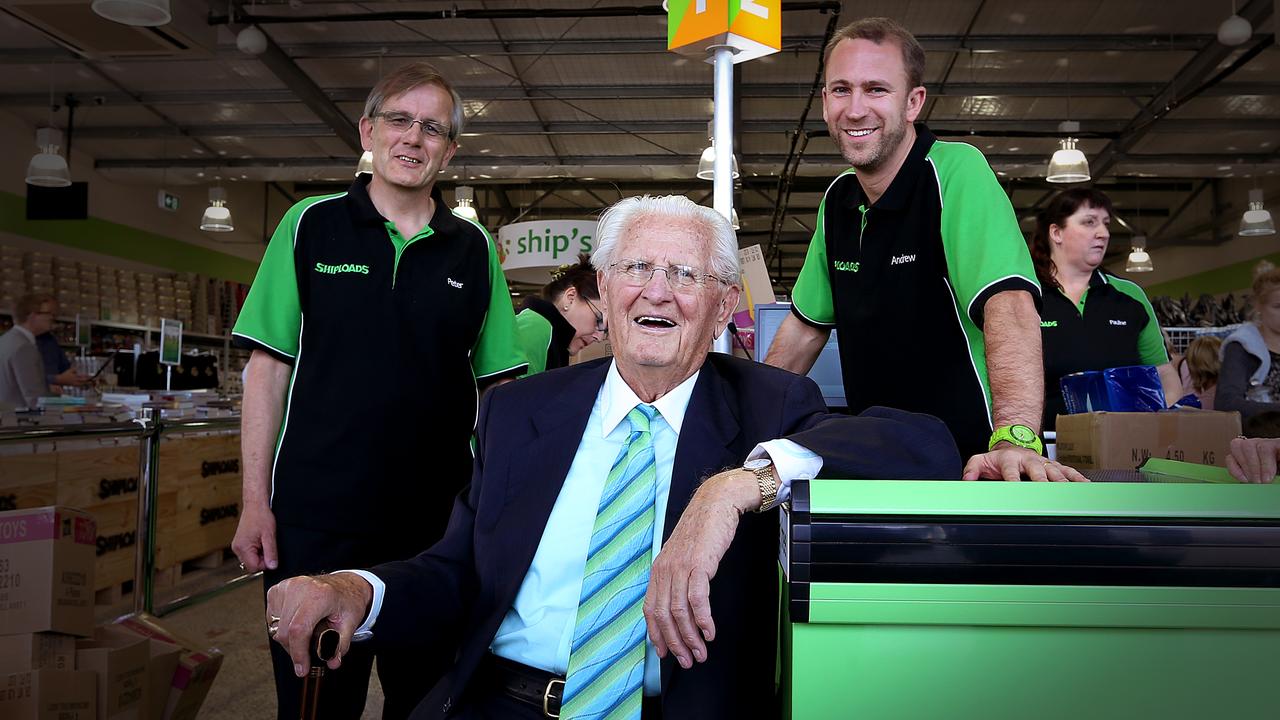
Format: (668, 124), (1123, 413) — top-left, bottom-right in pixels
(744, 458), (772, 470)
(1011, 425), (1037, 443)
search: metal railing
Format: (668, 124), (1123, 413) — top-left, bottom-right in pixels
(0, 411), (253, 616)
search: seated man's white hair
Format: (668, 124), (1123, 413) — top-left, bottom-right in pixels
(591, 195), (741, 283)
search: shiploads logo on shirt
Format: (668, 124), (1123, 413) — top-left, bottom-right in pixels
(1041, 320), (1058, 328)
(315, 262), (370, 275)
(833, 260), (860, 272)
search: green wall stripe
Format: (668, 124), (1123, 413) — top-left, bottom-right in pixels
(0, 191), (257, 283)
(1144, 251), (1280, 299)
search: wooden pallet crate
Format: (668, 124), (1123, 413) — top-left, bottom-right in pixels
(0, 452), (56, 511)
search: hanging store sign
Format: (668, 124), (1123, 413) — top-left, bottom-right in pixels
(667, 0), (781, 63)
(497, 220), (598, 284)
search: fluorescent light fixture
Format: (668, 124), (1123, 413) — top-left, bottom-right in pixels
(25, 127), (70, 187)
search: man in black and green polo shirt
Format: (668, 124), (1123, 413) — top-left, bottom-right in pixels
(765, 18), (1085, 483)
(230, 62), (526, 719)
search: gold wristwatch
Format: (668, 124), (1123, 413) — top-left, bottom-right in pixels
(744, 458), (778, 513)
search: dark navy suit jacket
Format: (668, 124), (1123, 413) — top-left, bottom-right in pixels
(369, 354), (961, 719)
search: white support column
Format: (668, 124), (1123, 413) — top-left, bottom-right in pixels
(711, 45), (735, 355)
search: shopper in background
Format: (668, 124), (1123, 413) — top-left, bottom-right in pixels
(0, 292), (53, 409)
(34, 299), (89, 391)
(515, 254), (607, 375)
(1028, 188), (1180, 429)
(1218, 263), (1280, 430)
(1177, 335), (1222, 410)
(764, 18), (1079, 482)
(261, 194), (960, 720)
(230, 62), (526, 720)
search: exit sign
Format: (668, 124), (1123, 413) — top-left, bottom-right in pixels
(157, 190), (180, 211)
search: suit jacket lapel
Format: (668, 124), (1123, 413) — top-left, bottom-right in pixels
(491, 361), (610, 603)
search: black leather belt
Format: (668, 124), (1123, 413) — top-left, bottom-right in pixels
(480, 654), (564, 718)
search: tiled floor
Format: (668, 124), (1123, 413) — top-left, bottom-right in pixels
(96, 565), (385, 719)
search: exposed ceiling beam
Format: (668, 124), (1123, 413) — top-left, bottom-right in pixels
(5, 82), (1278, 108)
(95, 152), (1280, 170)
(1089, 0), (1274, 181)
(70, 117), (1278, 140)
(0, 34), (1226, 65)
(228, 13), (361, 153)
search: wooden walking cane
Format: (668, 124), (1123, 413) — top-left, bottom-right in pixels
(299, 627), (342, 720)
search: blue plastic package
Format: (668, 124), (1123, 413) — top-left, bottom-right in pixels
(1060, 365), (1167, 414)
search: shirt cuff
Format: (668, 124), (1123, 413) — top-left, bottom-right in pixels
(330, 569), (385, 641)
(749, 439), (823, 508)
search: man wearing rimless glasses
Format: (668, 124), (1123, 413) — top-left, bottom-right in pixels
(230, 62), (527, 719)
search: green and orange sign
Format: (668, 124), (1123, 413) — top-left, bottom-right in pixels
(667, 0), (781, 63)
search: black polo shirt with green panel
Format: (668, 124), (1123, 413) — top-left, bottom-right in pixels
(1039, 268), (1168, 430)
(232, 174), (526, 536)
(791, 125), (1040, 458)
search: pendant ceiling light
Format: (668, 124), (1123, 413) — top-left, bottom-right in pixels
(454, 185), (478, 220)
(355, 151), (374, 176)
(200, 187), (234, 232)
(1217, 1), (1252, 46)
(237, 25), (268, 55)
(1239, 188), (1276, 237)
(696, 120), (740, 181)
(26, 127), (71, 188)
(697, 142), (741, 181)
(1125, 235), (1154, 273)
(91, 0), (171, 26)
(1047, 121), (1090, 184)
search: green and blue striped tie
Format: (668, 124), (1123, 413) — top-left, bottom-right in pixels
(561, 404), (659, 720)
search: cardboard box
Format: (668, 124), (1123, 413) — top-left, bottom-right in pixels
(144, 640), (181, 720)
(77, 625), (149, 720)
(0, 669), (96, 720)
(1055, 410), (1243, 470)
(114, 612), (223, 720)
(0, 507), (96, 637)
(0, 632), (77, 674)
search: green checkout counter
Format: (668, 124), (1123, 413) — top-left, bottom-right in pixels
(780, 460), (1280, 719)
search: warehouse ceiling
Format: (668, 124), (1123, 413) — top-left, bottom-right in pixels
(0, 0), (1277, 293)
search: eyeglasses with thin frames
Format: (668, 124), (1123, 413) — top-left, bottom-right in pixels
(373, 111), (452, 140)
(583, 296), (607, 334)
(608, 259), (726, 291)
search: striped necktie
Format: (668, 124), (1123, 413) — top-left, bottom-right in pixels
(561, 403), (659, 720)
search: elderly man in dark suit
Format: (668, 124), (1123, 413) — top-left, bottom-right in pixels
(266, 195), (960, 720)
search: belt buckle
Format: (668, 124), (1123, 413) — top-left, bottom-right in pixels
(543, 678), (564, 718)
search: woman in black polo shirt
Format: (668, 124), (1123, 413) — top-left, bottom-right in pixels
(1028, 188), (1180, 430)
(514, 255), (607, 375)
